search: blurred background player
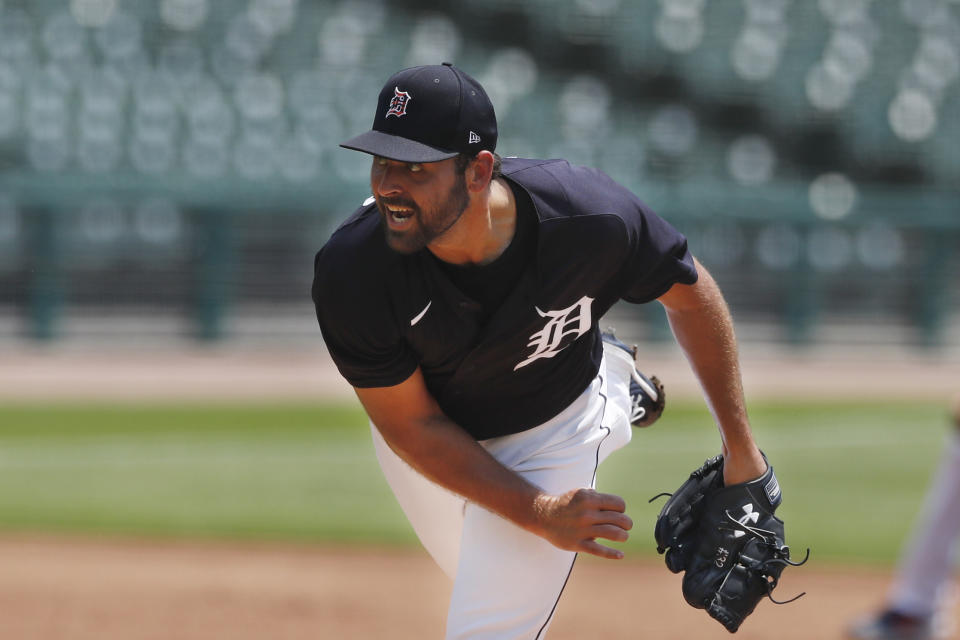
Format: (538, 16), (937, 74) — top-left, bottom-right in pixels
(849, 394), (960, 640)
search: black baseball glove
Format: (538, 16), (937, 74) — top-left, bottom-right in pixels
(652, 455), (808, 633)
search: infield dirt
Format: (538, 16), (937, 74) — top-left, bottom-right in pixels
(3, 536), (954, 640)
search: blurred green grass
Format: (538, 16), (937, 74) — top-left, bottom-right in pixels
(0, 400), (950, 565)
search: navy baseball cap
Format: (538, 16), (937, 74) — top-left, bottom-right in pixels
(340, 62), (497, 163)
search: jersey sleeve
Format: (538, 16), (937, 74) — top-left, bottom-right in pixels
(311, 246), (419, 389)
(513, 159), (699, 305)
(618, 200), (699, 304)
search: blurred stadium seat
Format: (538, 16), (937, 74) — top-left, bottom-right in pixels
(0, 0), (956, 347)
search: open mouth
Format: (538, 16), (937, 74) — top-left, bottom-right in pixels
(380, 200), (417, 226)
(386, 206), (414, 223)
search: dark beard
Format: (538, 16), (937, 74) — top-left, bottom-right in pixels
(379, 173), (470, 254)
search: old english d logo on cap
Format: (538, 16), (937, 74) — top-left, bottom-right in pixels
(385, 87), (411, 118)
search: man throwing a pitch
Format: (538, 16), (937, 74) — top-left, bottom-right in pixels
(313, 63), (774, 638)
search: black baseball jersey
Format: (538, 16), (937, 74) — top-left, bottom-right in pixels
(312, 157), (698, 439)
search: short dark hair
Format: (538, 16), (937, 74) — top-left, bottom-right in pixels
(455, 152), (502, 180)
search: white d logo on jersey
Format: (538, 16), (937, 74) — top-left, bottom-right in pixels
(514, 296), (594, 370)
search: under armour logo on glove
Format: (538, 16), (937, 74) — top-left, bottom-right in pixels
(733, 504), (760, 538)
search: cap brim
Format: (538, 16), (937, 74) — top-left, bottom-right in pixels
(340, 130), (459, 163)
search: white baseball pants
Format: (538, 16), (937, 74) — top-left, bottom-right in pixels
(888, 428), (960, 619)
(370, 343), (636, 639)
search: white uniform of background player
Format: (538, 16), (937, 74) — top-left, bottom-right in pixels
(850, 395), (960, 640)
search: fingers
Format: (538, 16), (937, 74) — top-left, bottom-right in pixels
(572, 489), (633, 533)
(594, 491), (627, 513)
(595, 510), (632, 532)
(578, 520), (631, 560)
(579, 491), (632, 527)
(615, 514), (634, 533)
(569, 488), (625, 512)
(591, 523), (630, 543)
(580, 539), (625, 560)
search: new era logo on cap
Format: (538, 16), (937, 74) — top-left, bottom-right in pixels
(468, 131), (480, 144)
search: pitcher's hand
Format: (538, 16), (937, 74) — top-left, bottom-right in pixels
(533, 488), (633, 559)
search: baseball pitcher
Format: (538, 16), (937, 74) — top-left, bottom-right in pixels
(312, 63), (802, 638)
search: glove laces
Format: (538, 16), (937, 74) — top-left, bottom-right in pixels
(721, 509), (811, 605)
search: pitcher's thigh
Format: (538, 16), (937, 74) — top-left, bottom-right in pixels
(445, 502), (576, 640)
(370, 423), (465, 579)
